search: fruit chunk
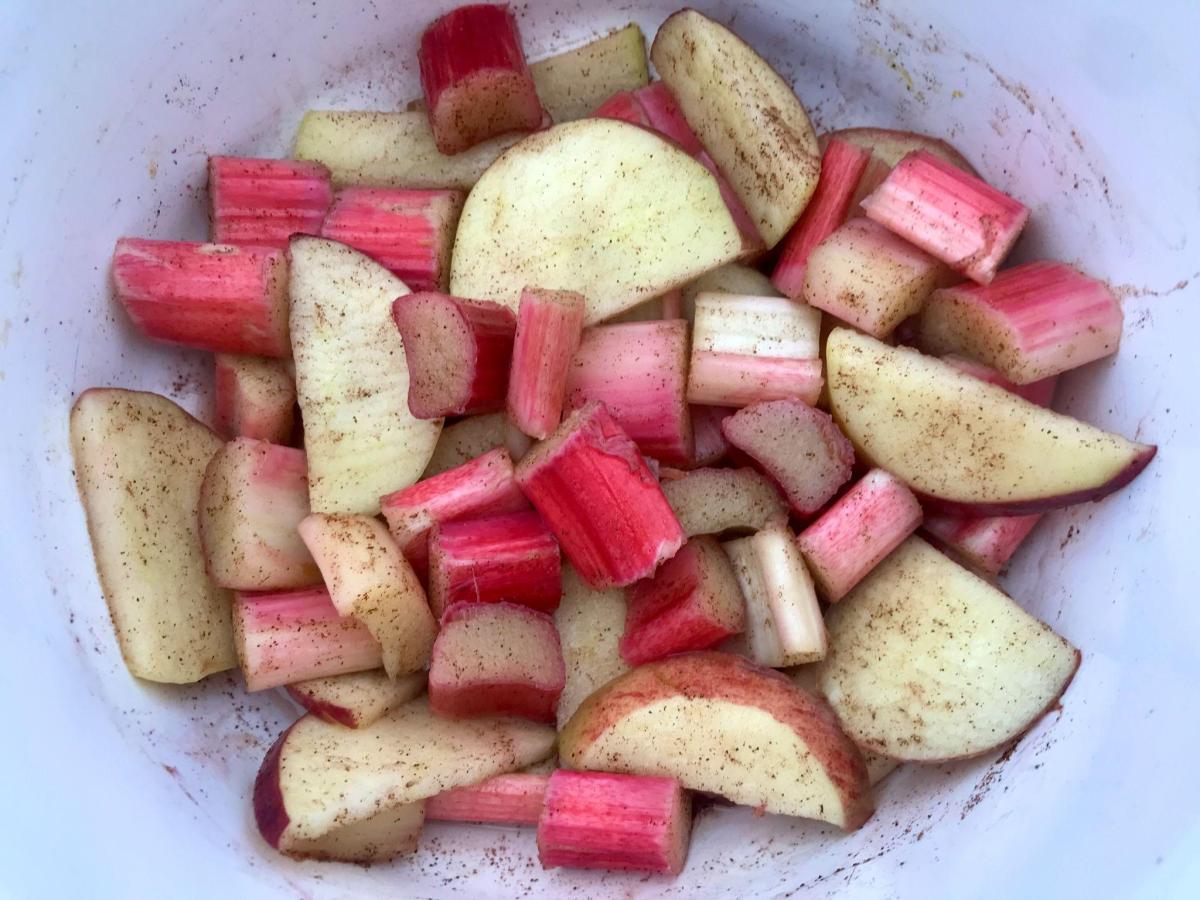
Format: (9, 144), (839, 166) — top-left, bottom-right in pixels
(651, 9), (821, 247)
(70, 389), (233, 683)
(208, 156), (333, 249)
(917, 260), (1123, 383)
(537, 771), (691, 875)
(560, 652), (871, 828)
(686, 405), (733, 468)
(422, 413), (508, 477)
(289, 237), (441, 514)
(821, 127), (978, 174)
(516, 402), (685, 588)
(213, 354), (295, 444)
(565, 321), (692, 465)
(391, 292), (517, 418)
(111, 239), (289, 357)
(507, 288), (586, 439)
(862, 150), (1028, 284)
(620, 536), (745, 665)
(531, 24), (649, 122)
(233, 587), (381, 691)
(922, 511), (1041, 578)
(555, 565), (630, 729)
(198, 438), (318, 591)
(797, 468), (923, 602)
(286, 670), (426, 729)
(815, 537), (1080, 760)
(660, 467), (786, 538)
(276, 800), (425, 863)
(722, 400), (855, 516)
(825, 328), (1156, 514)
(428, 601), (565, 723)
(682, 263), (780, 321)
(940, 354), (1057, 407)
(449, 118), (741, 323)
(427, 773), (549, 825)
(297, 514), (436, 678)
(428, 510), (562, 617)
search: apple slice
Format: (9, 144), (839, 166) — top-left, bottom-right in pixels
(422, 413), (508, 478)
(815, 537), (1080, 761)
(659, 467), (787, 538)
(69, 389), (234, 683)
(554, 565), (630, 729)
(530, 24), (649, 122)
(559, 651), (871, 828)
(825, 328), (1157, 514)
(276, 800), (426, 863)
(286, 670), (426, 729)
(449, 118), (742, 324)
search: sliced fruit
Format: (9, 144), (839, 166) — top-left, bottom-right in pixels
(530, 24), (649, 122)
(507, 288), (586, 439)
(421, 413), (508, 477)
(660, 467), (787, 538)
(820, 127), (977, 174)
(554, 565), (630, 729)
(426, 773), (549, 826)
(682, 262), (780, 321)
(922, 510), (1042, 578)
(208, 156), (332, 249)
(213, 354), (295, 444)
(276, 800), (425, 863)
(286, 670), (426, 729)
(686, 405), (734, 468)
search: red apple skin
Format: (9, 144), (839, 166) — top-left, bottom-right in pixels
(253, 723), (294, 850)
(285, 686), (358, 728)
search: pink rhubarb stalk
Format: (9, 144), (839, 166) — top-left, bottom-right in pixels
(689, 353), (824, 408)
(941, 353), (1058, 407)
(214, 354), (296, 444)
(507, 288), (586, 439)
(922, 511), (1043, 578)
(208, 156), (332, 249)
(687, 405), (733, 468)
(426, 773), (549, 826)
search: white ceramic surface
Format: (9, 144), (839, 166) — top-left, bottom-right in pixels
(2, 1), (1198, 897)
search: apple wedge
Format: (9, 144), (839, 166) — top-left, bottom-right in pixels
(555, 565), (630, 729)
(276, 800), (426, 863)
(651, 10), (821, 248)
(449, 118), (742, 324)
(825, 328), (1157, 514)
(530, 24), (649, 122)
(286, 670), (426, 729)
(559, 652), (872, 829)
(815, 537), (1080, 761)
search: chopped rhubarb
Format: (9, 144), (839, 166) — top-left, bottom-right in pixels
(208, 156), (333, 249)
(319, 187), (464, 291)
(537, 770), (692, 876)
(660, 467), (787, 537)
(796, 468), (923, 602)
(428, 510), (562, 617)
(917, 260), (1123, 383)
(941, 354), (1058, 407)
(286, 670), (426, 729)
(391, 291), (517, 418)
(213, 354), (296, 444)
(565, 321), (692, 466)
(922, 511), (1042, 578)
(722, 400), (855, 516)
(690, 354), (825, 409)
(422, 413), (508, 477)
(687, 405), (733, 467)
(620, 536), (745, 665)
(428, 601), (565, 723)
(772, 138), (872, 298)
(515, 402), (685, 588)
(592, 89), (652, 126)
(426, 773), (549, 826)
(111, 238), (289, 357)
(507, 288), (586, 439)
(418, 4), (543, 155)
(633, 82), (705, 156)
(861, 149), (1029, 284)
(802, 218), (942, 339)
(233, 587), (381, 691)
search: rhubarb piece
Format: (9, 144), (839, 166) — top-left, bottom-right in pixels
(428, 510), (562, 616)
(722, 400), (855, 516)
(428, 601), (565, 722)
(233, 587), (381, 691)
(682, 263), (780, 322)
(689, 353), (824, 409)
(821, 127), (978, 174)
(687, 405), (733, 468)
(660, 467), (787, 538)
(198, 438), (319, 591)
(565, 320), (692, 465)
(922, 511), (1042, 578)
(69, 389), (234, 683)
(797, 468), (923, 602)
(531, 24), (648, 121)
(917, 260), (1123, 383)
(427, 773), (549, 825)
(319, 187), (464, 292)
(592, 89), (651, 126)
(208, 156), (332, 249)
(801, 218), (942, 338)
(286, 670), (426, 729)
(391, 291), (517, 418)
(111, 238), (289, 357)
(507, 287), (586, 439)
(862, 150), (1029, 284)
(606, 290), (682, 324)
(633, 82), (705, 154)
(422, 413), (507, 477)
(555, 565), (630, 728)
(516, 402), (685, 588)
(213, 354), (295, 444)
(418, 4), (543, 155)
(620, 536), (744, 665)
(772, 138), (872, 297)
(537, 771), (691, 875)
(940, 354), (1058, 407)
(297, 514), (437, 678)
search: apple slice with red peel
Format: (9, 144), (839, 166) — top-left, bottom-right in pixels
(555, 565), (630, 729)
(826, 328), (1157, 514)
(286, 670), (425, 729)
(660, 467), (787, 538)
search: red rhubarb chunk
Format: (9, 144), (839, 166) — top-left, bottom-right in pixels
(213, 354), (296, 444)
(922, 510), (1042, 578)
(208, 156), (332, 249)
(426, 773), (549, 826)
(507, 287), (587, 440)
(686, 405), (734, 468)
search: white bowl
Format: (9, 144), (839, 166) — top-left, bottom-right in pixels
(2, 1), (1198, 896)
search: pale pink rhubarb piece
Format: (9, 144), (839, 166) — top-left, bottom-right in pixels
(111, 238), (289, 356)
(722, 400), (855, 516)
(659, 467), (787, 538)
(689, 354), (825, 408)
(918, 260), (1123, 383)
(208, 156), (332, 249)
(686, 405), (733, 468)
(537, 770), (692, 876)
(428, 601), (565, 723)
(233, 587), (381, 691)
(941, 354), (1058, 407)
(319, 187), (464, 291)
(515, 402), (685, 588)
(796, 468), (923, 601)
(214, 354), (296, 444)
(507, 288), (586, 439)
(426, 773), (549, 826)
(862, 150), (1028, 284)
(620, 536), (745, 665)
(633, 82), (705, 156)
(418, 4), (543, 155)
(772, 138), (872, 297)
(391, 291), (517, 418)
(922, 511), (1042, 578)
(565, 321), (692, 466)
(428, 510), (562, 617)
(286, 670), (425, 729)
